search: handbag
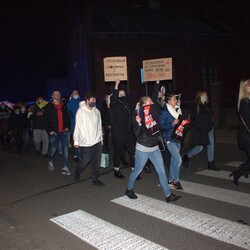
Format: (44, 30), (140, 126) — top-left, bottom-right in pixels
(100, 153), (109, 168)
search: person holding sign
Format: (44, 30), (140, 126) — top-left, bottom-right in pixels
(110, 79), (136, 178)
(125, 96), (180, 203)
(159, 93), (183, 190)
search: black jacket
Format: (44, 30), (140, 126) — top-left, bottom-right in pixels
(189, 103), (213, 146)
(110, 89), (134, 129)
(43, 101), (70, 134)
(133, 120), (160, 147)
(238, 98), (250, 149)
(29, 103), (47, 130)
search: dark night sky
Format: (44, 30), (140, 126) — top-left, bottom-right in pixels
(1, 0), (250, 102)
(0, 1), (69, 102)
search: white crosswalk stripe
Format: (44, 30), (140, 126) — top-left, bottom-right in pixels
(50, 166), (250, 249)
(169, 180), (250, 208)
(196, 169), (250, 184)
(50, 210), (168, 250)
(111, 195), (250, 249)
(224, 161), (244, 167)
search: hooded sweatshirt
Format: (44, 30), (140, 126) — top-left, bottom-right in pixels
(73, 101), (103, 147)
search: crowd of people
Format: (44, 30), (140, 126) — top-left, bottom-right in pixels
(0, 78), (249, 203)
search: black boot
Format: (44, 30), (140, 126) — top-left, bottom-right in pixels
(229, 170), (243, 186)
(207, 161), (220, 171)
(182, 155), (190, 168)
(238, 163), (250, 178)
(114, 169), (125, 179)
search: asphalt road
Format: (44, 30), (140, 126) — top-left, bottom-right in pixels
(0, 128), (250, 250)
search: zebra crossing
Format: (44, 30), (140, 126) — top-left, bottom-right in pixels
(50, 161), (250, 250)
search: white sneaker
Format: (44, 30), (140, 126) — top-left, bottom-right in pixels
(62, 166), (71, 175)
(48, 161), (55, 171)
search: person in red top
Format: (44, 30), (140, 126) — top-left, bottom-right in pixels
(44, 90), (71, 175)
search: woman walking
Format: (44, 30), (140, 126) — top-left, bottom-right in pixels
(229, 79), (250, 185)
(125, 96), (180, 203)
(159, 93), (183, 190)
(182, 90), (220, 171)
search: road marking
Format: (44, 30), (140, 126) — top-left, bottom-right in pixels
(169, 180), (250, 208)
(50, 210), (168, 250)
(112, 195), (250, 249)
(196, 169), (250, 184)
(224, 161), (244, 167)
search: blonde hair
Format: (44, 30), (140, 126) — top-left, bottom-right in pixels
(237, 79), (250, 110)
(135, 96), (151, 112)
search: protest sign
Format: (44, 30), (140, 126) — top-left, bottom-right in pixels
(143, 57), (172, 82)
(103, 56), (127, 82)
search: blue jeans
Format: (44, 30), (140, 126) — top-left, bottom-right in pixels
(127, 148), (171, 197)
(70, 127), (80, 159)
(167, 141), (182, 183)
(187, 128), (214, 162)
(48, 131), (69, 167)
(22, 128), (29, 150)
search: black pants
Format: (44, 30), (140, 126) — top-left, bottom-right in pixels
(111, 127), (136, 168)
(239, 147), (250, 174)
(103, 126), (111, 152)
(76, 142), (102, 180)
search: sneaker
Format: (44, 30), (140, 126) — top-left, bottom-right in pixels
(173, 181), (183, 190)
(168, 181), (174, 187)
(48, 161), (55, 171)
(166, 193), (181, 203)
(62, 166), (71, 175)
(125, 189), (138, 199)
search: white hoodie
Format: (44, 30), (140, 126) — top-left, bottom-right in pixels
(73, 101), (103, 147)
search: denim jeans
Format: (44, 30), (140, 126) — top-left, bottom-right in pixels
(167, 141), (182, 183)
(127, 148), (171, 197)
(48, 131), (69, 167)
(187, 128), (214, 162)
(22, 127), (29, 150)
(70, 127), (80, 159)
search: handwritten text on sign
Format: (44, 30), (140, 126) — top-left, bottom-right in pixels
(103, 57), (127, 82)
(143, 58), (172, 82)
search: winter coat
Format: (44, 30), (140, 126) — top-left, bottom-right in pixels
(73, 101), (103, 147)
(238, 98), (250, 149)
(29, 102), (47, 130)
(0, 108), (11, 133)
(67, 98), (80, 129)
(189, 103), (213, 146)
(43, 101), (70, 134)
(159, 105), (176, 142)
(110, 89), (134, 129)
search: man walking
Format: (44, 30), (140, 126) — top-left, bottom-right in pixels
(73, 92), (104, 186)
(44, 90), (71, 175)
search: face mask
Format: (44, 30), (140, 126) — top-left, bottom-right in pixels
(200, 95), (208, 104)
(89, 102), (96, 108)
(15, 111), (20, 115)
(119, 96), (126, 102)
(53, 99), (60, 103)
(21, 108), (26, 113)
(73, 95), (79, 100)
